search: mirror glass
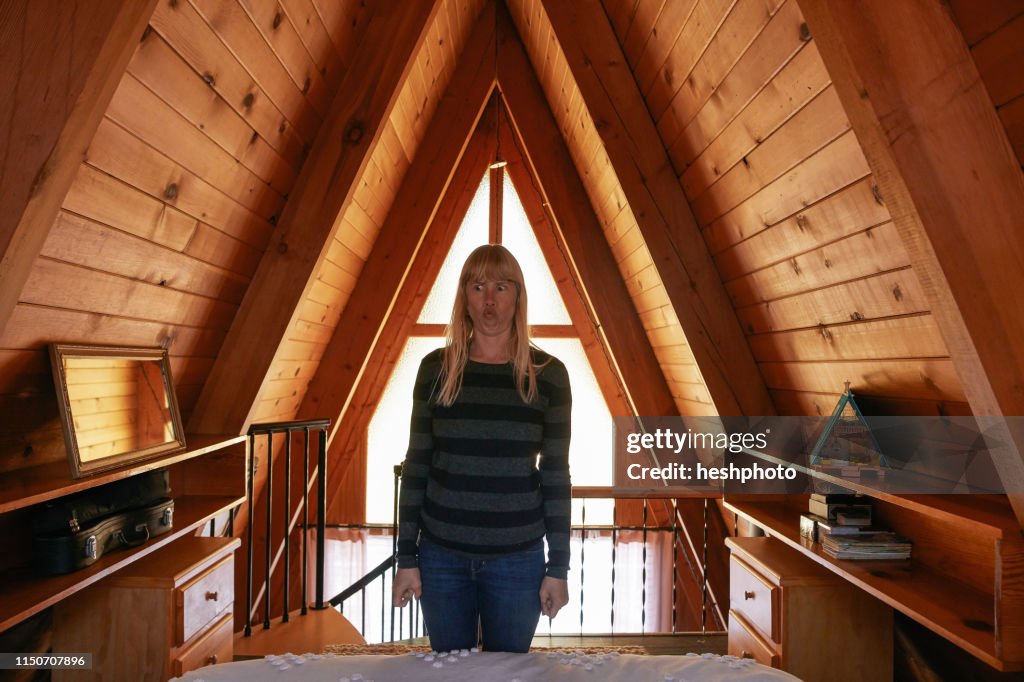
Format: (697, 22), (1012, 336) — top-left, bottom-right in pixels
(50, 345), (186, 477)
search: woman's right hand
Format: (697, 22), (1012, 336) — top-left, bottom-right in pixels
(392, 567), (422, 607)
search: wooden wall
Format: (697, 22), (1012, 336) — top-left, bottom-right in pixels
(250, 0), (484, 425)
(0, 0), (366, 472)
(0, 1), (483, 476)
(948, 0), (1024, 170)
(594, 0), (971, 418)
(508, 0), (712, 416)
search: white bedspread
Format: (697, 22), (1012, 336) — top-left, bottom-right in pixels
(172, 650), (802, 681)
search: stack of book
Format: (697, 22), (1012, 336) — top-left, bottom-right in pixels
(798, 493), (912, 560)
(799, 493), (874, 543)
(820, 532), (912, 560)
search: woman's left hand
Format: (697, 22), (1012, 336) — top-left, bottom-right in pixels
(539, 576), (569, 618)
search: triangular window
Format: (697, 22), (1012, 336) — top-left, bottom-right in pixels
(367, 167), (611, 524)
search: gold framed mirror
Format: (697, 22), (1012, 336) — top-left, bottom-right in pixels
(49, 344), (186, 478)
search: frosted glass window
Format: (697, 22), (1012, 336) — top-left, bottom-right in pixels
(366, 336), (444, 524)
(417, 173), (490, 323)
(502, 174), (571, 324)
(367, 336), (613, 525)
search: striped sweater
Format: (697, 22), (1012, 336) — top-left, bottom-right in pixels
(396, 348), (572, 579)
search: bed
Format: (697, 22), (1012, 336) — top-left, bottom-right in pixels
(171, 650), (801, 681)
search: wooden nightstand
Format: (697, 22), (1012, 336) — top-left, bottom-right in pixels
(53, 535), (239, 681)
(727, 536), (893, 682)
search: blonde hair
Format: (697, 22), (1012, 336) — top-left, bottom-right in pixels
(436, 245), (547, 406)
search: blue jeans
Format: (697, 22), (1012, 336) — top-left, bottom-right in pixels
(418, 536), (545, 653)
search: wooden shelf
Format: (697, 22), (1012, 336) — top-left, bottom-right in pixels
(0, 493), (241, 632)
(0, 434), (245, 514)
(724, 496), (1020, 671)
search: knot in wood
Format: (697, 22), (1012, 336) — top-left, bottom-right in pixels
(243, 92), (255, 110)
(344, 121), (365, 145)
(202, 72), (216, 87)
(272, 11), (283, 29)
(799, 22), (812, 42)
(277, 241), (289, 254)
(164, 183), (178, 200)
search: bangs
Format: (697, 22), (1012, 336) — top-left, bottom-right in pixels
(461, 246), (522, 286)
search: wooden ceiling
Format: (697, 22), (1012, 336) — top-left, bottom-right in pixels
(2, 0), (1024, 518)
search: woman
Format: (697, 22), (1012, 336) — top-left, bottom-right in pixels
(391, 244), (571, 653)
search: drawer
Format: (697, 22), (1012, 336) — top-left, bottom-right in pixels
(176, 554), (234, 644)
(728, 610), (779, 669)
(730, 555), (779, 643)
(173, 611), (233, 677)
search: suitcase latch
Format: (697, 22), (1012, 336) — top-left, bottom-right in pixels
(162, 506), (173, 527)
(84, 535), (97, 560)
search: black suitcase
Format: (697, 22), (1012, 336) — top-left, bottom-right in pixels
(30, 469), (174, 575)
(32, 498), (175, 575)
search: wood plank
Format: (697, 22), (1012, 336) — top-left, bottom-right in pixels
(629, 0), (699, 101)
(236, 0), (332, 120)
(643, 0), (734, 122)
(62, 163), (198, 253)
(748, 315), (949, 363)
(88, 117), (275, 250)
(21, 259), (237, 332)
(702, 130), (871, 253)
(126, 31), (301, 186)
(724, 222), (910, 308)
(680, 38), (830, 198)
(690, 85), (850, 226)
(541, 0), (774, 416)
(714, 177), (891, 281)
(0, 0), (158, 338)
(947, 0), (1024, 47)
(500, 6), (677, 417)
(43, 211), (249, 304)
(798, 0), (1024, 525)
(768, 388), (972, 418)
(106, 72), (287, 216)
(656, 0), (786, 151)
(279, 0), (345, 84)
(734, 268), (930, 335)
(188, 1), (440, 436)
(667, 0), (810, 169)
(190, 0), (322, 139)
(970, 12), (1024, 107)
(759, 358), (966, 403)
(619, 0), (667, 71)
(0, 304), (225, 358)
(147, 0), (310, 155)
(184, 221), (264, 280)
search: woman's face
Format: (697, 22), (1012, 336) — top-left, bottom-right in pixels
(464, 278), (518, 340)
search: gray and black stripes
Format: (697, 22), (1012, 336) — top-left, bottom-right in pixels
(396, 348), (572, 579)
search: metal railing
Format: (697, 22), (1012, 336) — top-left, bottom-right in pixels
(321, 471), (725, 643)
(240, 419), (330, 637)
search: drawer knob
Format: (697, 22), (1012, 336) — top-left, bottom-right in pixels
(205, 591), (219, 601)
(741, 650), (753, 659)
(744, 590), (756, 600)
(207, 654), (218, 665)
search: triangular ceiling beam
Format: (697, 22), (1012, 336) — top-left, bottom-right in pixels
(536, 0), (775, 417)
(294, 1), (498, 451)
(798, 0), (1024, 527)
(497, 3), (676, 418)
(0, 0), (158, 337)
(188, 1), (440, 436)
